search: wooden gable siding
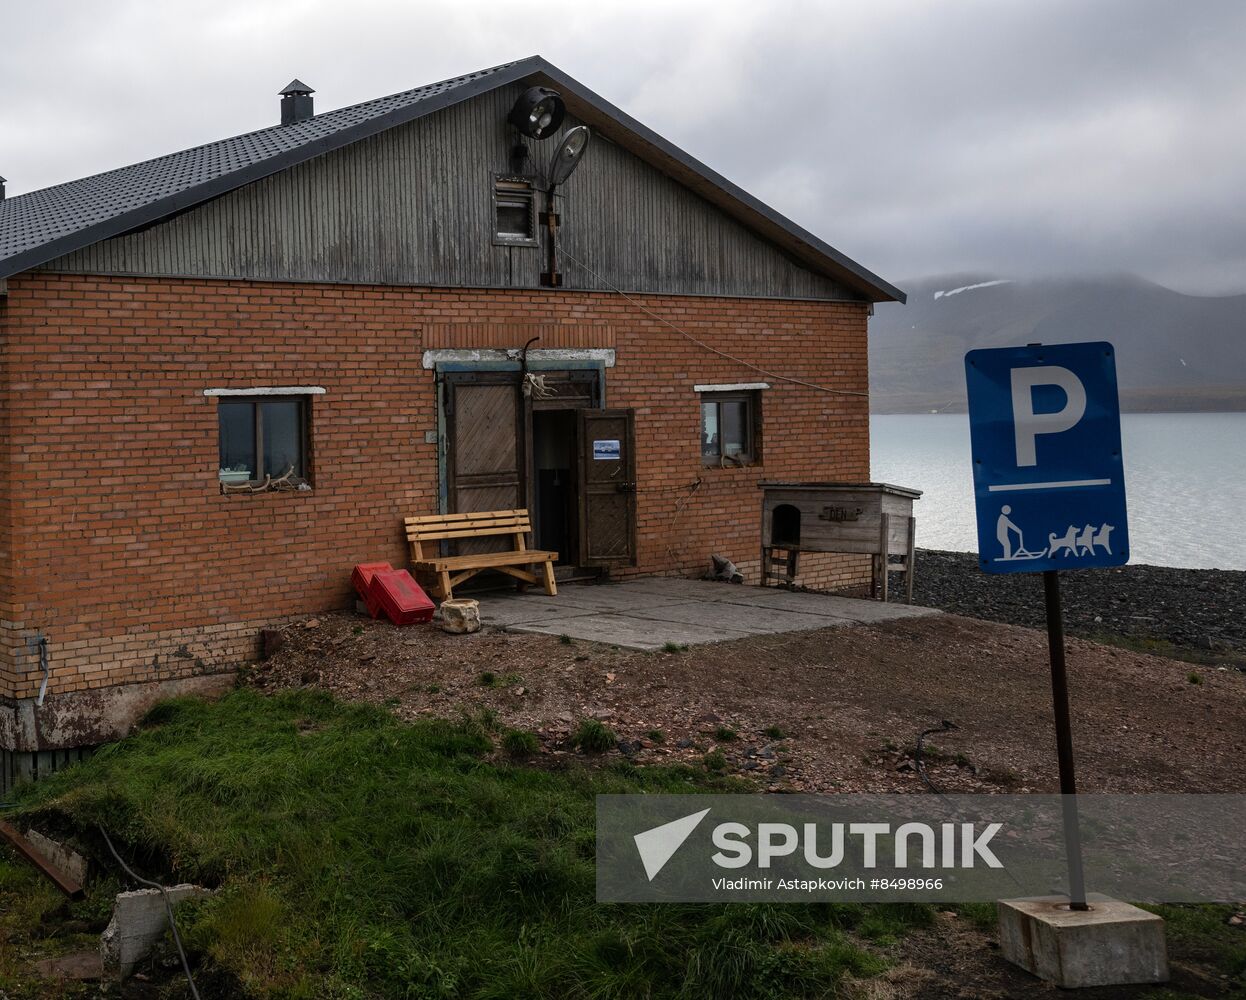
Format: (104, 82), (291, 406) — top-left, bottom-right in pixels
(40, 86), (854, 300)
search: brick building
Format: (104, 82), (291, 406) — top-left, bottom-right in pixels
(0, 57), (904, 778)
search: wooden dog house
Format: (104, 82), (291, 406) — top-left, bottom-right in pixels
(759, 482), (922, 601)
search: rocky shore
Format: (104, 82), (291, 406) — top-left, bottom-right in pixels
(900, 549), (1245, 661)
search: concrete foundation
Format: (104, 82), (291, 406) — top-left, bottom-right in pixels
(100, 884), (213, 978)
(998, 894), (1168, 988)
(1, 672), (236, 753)
(479, 578), (938, 651)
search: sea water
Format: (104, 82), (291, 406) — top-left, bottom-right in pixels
(870, 412), (1246, 570)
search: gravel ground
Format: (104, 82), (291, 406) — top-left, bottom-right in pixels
(248, 604), (1246, 795)
(900, 549), (1245, 661)
(243, 591), (1246, 1000)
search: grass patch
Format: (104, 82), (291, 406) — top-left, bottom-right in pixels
(458, 705), (501, 736)
(1188, 671), (1204, 685)
(502, 728), (540, 759)
(7, 690), (936, 998)
(570, 718), (617, 754)
(951, 901), (998, 931)
(0, 843), (121, 996)
(661, 642), (689, 653)
(703, 750), (728, 772)
(1141, 905), (1246, 984)
(714, 726), (738, 742)
(764, 726), (787, 741)
(645, 729), (666, 744)
(1079, 630), (1244, 670)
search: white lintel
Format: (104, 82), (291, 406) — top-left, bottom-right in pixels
(421, 348), (616, 369)
(202, 386), (327, 397)
(693, 382), (770, 393)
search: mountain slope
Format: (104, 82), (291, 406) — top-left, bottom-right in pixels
(869, 275), (1246, 412)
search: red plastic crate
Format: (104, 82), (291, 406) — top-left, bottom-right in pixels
(352, 562), (393, 618)
(368, 569), (435, 626)
(352, 562), (393, 595)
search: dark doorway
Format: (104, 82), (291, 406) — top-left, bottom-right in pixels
(532, 409), (578, 565)
(772, 504), (801, 547)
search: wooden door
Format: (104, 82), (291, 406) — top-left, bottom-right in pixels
(577, 408), (637, 567)
(445, 373), (524, 551)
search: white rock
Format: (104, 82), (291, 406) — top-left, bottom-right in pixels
(440, 599), (481, 634)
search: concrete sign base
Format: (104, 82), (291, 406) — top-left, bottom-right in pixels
(998, 894), (1168, 988)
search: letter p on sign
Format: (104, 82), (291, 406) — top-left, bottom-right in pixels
(1010, 366), (1087, 467)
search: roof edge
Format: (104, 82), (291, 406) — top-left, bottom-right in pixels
(522, 57), (904, 304)
(1, 54), (905, 303)
(0, 58), (543, 282)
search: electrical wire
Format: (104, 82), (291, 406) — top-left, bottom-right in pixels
(552, 235), (871, 397)
(98, 825), (201, 1000)
(912, 721), (1027, 893)
(914, 720), (960, 799)
(662, 478), (704, 569)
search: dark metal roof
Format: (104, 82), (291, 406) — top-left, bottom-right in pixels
(0, 56), (904, 302)
(279, 79), (314, 96)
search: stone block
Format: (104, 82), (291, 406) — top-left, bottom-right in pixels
(998, 894), (1168, 988)
(25, 828), (89, 886)
(100, 884), (213, 979)
(441, 598), (482, 634)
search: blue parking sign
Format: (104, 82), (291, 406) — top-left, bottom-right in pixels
(965, 342), (1129, 574)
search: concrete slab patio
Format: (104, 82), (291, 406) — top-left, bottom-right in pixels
(476, 578), (938, 651)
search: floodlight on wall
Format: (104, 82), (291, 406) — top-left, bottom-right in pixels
(508, 87), (566, 139)
(536, 128), (592, 289)
(547, 126), (591, 188)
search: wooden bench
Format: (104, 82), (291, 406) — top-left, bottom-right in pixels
(405, 509), (557, 602)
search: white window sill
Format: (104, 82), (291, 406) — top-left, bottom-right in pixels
(204, 386), (326, 397)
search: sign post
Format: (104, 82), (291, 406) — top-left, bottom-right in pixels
(965, 341), (1129, 911)
(1042, 568), (1086, 908)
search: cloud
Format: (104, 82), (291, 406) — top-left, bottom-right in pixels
(2, 0), (1242, 293)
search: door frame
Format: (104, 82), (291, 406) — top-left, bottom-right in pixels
(434, 358), (608, 516)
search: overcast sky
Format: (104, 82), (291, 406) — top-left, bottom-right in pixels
(3, 0), (1244, 294)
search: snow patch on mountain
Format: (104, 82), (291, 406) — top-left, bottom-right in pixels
(933, 279), (1013, 300)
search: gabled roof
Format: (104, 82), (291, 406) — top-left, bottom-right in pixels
(0, 56), (904, 303)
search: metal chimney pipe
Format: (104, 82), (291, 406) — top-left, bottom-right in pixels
(279, 80), (315, 125)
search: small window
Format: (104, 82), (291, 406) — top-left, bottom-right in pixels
(218, 396), (311, 489)
(700, 391), (760, 466)
(493, 176), (537, 245)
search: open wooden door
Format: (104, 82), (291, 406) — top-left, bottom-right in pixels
(577, 408), (637, 567)
(444, 373), (524, 552)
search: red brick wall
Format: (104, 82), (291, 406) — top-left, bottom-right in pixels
(0, 273), (871, 702)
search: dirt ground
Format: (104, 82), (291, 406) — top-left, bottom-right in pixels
(874, 910), (1242, 1000)
(245, 607), (1246, 996)
(248, 605), (1246, 795)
